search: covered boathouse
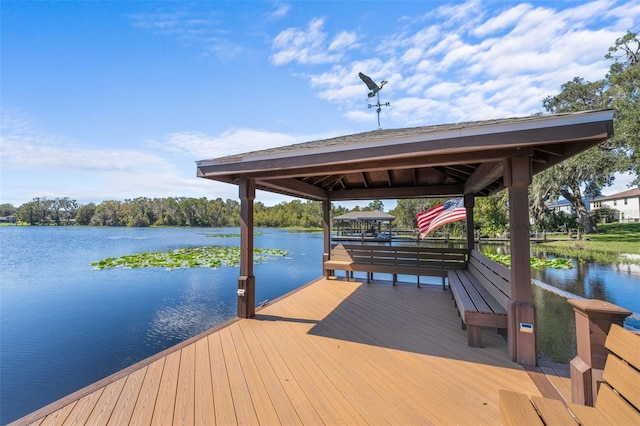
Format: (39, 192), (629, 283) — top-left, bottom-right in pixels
(196, 109), (615, 366)
(12, 109), (618, 425)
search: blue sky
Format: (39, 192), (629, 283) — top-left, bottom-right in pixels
(1, 0), (638, 208)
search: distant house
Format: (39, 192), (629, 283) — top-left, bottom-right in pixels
(590, 188), (640, 222)
(0, 215), (16, 224)
(547, 199), (576, 215)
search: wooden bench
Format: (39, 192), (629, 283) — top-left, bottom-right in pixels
(324, 244), (467, 288)
(447, 250), (510, 347)
(500, 324), (640, 425)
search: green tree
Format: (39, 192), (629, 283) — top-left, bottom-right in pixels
(364, 199), (384, 211)
(605, 31), (640, 184)
(474, 192), (509, 238)
(16, 200), (45, 225)
(0, 203), (16, 217)
(90, 201), (124, 226)
(533, 32), (639, 233)
(75, 203), (96, 225)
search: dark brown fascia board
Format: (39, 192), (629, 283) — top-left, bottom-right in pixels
(197, 120), (612, 178)
(328, 184), (465, 200)
(255, 178), (329, 201)
(205, 146), (538, 182)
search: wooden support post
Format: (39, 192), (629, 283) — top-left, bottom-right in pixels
(322, 199), (331, 277)
(568, 299), (630, 406)
(464, 194), (475, 253)
(505, 155), (537, 366)
(238, 179), (255, 319)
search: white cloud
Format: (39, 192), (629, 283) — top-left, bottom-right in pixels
(329, 31), (359, 51)
(269, 2), (290, 19)
(0, 111), (213, 205)
(129, 10), (243, 61)
(271, 18), (356, 65)
(473, 3), (533, 37)
(294, 0), (640, 127)
(156, 128), (302, 159)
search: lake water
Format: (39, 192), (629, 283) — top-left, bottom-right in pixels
(1, 227), (638, 424)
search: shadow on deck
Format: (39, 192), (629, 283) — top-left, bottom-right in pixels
(14, 277), (552, 425)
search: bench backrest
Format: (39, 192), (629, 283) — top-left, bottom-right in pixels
(597, 324), (640, 423)
(329, 244), (354, 263)
(330, 244), (467, 269)
(467, 250), (511, 307)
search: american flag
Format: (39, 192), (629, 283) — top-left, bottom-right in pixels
(416, 198), (466, 238)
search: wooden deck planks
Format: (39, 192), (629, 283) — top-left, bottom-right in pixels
(150, 350), (180, 425)
(236, 321), (302, 425)
(85, 377), (127, 425)
(128, 358), (164, 425)
(17, 277), (562, 426)
(193, 337), (215, 426)
(218, 326), (259, 425)
(106, 365), (147, 426)
(242, 316), (324, 426)
(227, 322), (280, 425)
(174, 343), (195, 425)
(206, 332), (236, 425)
(38, 401), (77, 426)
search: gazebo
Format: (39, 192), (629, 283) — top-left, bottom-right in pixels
(333, 209), (395, 241)
(196, 109), (615, 367)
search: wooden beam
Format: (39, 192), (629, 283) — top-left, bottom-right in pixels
(329, 184), (464, 200)
(464, 161), (505, 195)
(256, 178), (328, 201)
(361, 172), (369, 188)
(238, 179), (256, 319)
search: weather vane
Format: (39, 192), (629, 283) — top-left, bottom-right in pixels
(359, 72), (390, 129)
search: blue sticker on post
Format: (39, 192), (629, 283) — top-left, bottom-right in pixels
(520, 322), (534, 333)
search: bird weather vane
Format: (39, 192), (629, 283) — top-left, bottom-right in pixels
(359, 72), (390, 129)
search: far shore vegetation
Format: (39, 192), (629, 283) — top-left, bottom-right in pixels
(2, 195), (639, 266)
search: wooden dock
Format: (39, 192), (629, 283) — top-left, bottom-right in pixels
(14, 277), (561, 425)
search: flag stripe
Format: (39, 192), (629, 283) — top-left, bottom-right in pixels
(416, 204), (444, 235)
(416, 198), (467, 238)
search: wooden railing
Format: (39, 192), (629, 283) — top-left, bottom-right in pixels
(324, 244), (467, 287)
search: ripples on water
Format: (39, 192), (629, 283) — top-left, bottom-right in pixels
(0, 227), (322, 425)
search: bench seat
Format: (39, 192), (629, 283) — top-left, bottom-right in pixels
(447, 250), (510, 347)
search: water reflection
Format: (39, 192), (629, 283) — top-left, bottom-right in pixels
(532, 287), (576, 363)
(477, 243), (640, 363)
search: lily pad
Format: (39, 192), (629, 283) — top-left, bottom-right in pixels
(92, 246), (288, 270)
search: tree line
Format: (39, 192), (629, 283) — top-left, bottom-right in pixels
(0, 192), (623, 237)
(0, 197), (352, 228)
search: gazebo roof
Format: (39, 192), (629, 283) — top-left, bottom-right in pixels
(197, 110), (614, 201)
(333, 210), (395, 221)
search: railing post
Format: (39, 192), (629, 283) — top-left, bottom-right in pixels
(238, 179), (256, 319)
(322, 200), (331, 277)
(568, 299), (630, 406)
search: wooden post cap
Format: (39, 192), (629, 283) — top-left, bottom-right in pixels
(568, 299), (631, 317)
